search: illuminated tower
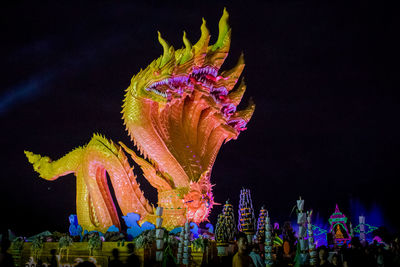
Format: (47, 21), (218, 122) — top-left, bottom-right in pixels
(256, 206), (267, 243)
(328, 204), (351, 245)
(264, 211), (273, 267)
(307, 211), (317, 266)
(223, 200), (237, 242)
(238, 188), (256, 241)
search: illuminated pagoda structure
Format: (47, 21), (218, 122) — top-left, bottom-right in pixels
(215, 213), (229, 256)
(215, 213), (228, 244)
(328, 204), (351, 245)
(215, 200), (237, 256)
(222, 200), (237, 242)
(238, 189), (256, 240)
(256, 206), (267, 243)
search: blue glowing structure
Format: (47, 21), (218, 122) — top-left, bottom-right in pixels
(69, 214), (83, 238)
(205, 223), (214, 234)
(106, 225), (120, 233)
(310, 224), (328, 247)
(122, 212), (155, 240)
(190, 222), (200, 238)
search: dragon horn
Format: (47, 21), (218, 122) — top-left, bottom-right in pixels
(236, 98), (255, 122)
(193, 18), (210, 66)
(202, 8), (231, 70)
(180, 31), (193, 64)
(158, 31), (175, 68)
(211, 8), (231, 52)
(217, 52), (245, 91)
(227, 78), (246, 106)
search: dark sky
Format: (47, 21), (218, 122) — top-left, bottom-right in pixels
(1, 1), (396, 236)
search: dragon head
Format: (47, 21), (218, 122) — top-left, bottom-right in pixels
(121, 8), (255, 225)
(184, 171), (215, 222)
(124, 8), (251, 114)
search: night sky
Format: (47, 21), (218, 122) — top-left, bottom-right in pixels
(1, 1), (395, 236)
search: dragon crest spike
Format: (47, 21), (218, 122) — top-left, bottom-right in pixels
(201, 8), (231, 70)
(236, 98), (255, 121)
(217, 52), (245, 91)
(212, 7), (231, 52)
(193, 18), (210, 65)
(158, 31), (174, 68)
(227, 78), (247, 106)
(180, 31), (193, 64)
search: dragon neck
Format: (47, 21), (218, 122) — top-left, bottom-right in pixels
(122, 95), (190, 188)
(123, 91), (235, 185)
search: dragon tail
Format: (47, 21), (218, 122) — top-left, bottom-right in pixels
(25, 147), (83, 180)
(25, 134), (154, 232)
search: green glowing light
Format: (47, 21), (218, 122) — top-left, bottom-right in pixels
(353, 223), (378, 234)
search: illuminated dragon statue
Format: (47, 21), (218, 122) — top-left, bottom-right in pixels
(25, 9), (254, 232)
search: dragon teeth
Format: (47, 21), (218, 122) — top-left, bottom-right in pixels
(147, 68), (220, 96)
(191, 66), (217, 77)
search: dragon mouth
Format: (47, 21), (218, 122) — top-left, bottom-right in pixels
(190, 66), (219, 88)
(228, 118), (247, 131)
(145, 66), (235, 116)
(145, 66), (223, 97)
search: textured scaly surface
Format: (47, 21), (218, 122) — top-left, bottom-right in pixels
(25, 9), (254, 231)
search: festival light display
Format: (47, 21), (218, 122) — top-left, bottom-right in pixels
(307, 211), (317, 266)
(296, 197), (308, 265)
(215, 214), (227, 244)
(358, 216), (366, 244)
(25, 8), (254, 232)
(238, 188), (256, 238)
(311, 225), (328, 237)
(328, 204), (351, 245)
(264, 211), (273, 267)
(353, 223), (378, 235)
(222, 200), (237, 242)
(256, 206), (267, 243)
(215, 200), (236, 244)
(155, 207), (164, 262)
(310, 224), (328, 247)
